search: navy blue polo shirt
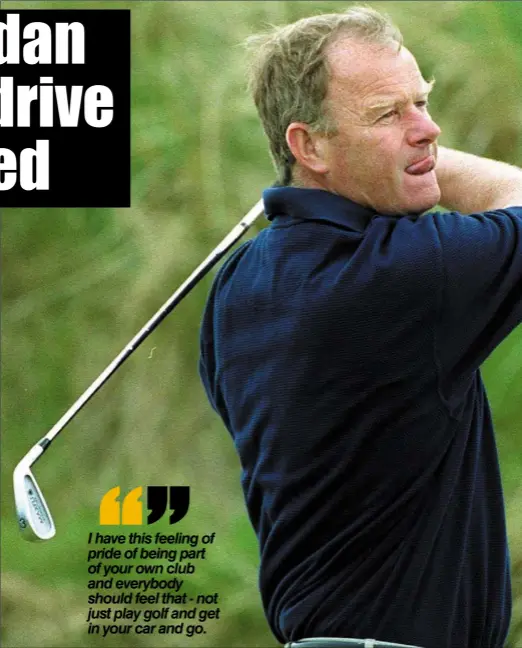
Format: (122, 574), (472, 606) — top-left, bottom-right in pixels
(199, 187), (522, 648)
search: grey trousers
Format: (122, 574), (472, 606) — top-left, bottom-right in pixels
(284, 638), (424, 648)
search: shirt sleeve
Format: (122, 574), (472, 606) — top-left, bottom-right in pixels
(430, 207), (522, 402)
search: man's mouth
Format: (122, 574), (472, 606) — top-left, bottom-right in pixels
(405, 155), (436, 175)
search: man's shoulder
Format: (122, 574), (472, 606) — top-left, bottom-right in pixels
(213, 237), (254, 283)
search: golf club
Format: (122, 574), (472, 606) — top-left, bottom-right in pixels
(13, 198), (265, 541)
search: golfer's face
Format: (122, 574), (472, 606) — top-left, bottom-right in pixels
(323, 40), (442, 215)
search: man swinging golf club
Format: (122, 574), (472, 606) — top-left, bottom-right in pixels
(199, 6), (522, 648)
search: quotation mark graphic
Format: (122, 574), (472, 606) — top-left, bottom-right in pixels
(99, 486), (190, 526)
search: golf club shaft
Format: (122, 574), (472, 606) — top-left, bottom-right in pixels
(35, 199), (264, 456)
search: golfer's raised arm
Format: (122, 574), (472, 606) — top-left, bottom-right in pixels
(436, 146), (522, 212)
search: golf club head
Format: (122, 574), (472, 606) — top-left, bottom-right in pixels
(13, 459), (55, 541)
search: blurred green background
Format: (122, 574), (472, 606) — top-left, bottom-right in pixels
(1, 2), (521, 647)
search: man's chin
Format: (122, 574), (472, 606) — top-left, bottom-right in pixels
(405, 185), (441, 216)
(381, 196), (440, 217)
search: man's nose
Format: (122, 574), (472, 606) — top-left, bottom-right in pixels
(407, 111), (442, 147)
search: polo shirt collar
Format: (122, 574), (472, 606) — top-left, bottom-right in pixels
(262, 186), (378, 233)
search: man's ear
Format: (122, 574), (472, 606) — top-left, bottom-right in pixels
(286, 122), (329, 176)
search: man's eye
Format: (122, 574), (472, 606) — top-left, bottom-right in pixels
(379, 109), (398, 121)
